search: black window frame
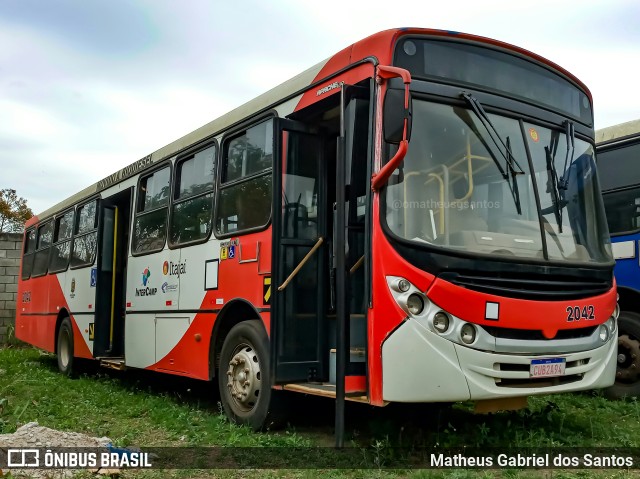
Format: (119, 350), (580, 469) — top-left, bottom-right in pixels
(70, 197), (99, 270)
(215, 114), (274, 239)
(31, 219), (54, 278)
(21, 227), (37, 280)
(49, 207), (76, 274)
(131, 161), (172, 256)
(168, 141), (218, 249)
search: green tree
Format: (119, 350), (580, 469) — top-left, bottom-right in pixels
(0, 189), (33, 233)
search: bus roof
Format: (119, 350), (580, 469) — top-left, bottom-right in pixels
(596, 119), (640, 147)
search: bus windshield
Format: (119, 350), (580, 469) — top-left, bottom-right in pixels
(385, 100), (612, 264)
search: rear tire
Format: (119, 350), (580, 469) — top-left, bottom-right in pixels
(57, 317), (76, 377)
(606, 311), (640, 399)
(218, 320), (281, 430)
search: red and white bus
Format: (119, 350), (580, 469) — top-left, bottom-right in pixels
(17, 28), (618, 442)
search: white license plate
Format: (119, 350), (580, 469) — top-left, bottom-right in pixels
(530, 358), (566, 378)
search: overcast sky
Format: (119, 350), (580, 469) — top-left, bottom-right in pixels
(1, 0), (638, 214)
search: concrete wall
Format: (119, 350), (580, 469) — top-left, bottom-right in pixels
(0, 232), (22, 344)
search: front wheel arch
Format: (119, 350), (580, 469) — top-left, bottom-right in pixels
(209, 299), (263, 380)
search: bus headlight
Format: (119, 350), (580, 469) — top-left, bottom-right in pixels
(407, 294), (425, 315)
(392, 278), (411, 293)
(598, 324), (609, 342)
(605, 317), (616, 335)
(460, 323), (476, 344)
(433, 312), (450, 333)
(386, 276), (429, 317)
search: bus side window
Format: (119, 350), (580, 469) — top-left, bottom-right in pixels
(49, 209), (74, 273)
(32, 221), (53, 277)
(603, 188), (640, 234)
(170, 145), (216, 246)
(71, 199), (98, 268)
(21, 228), (37, 280)
(216, 119), (273, 236)
(132, 166), (170, 254)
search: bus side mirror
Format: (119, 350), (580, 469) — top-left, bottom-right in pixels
(371, 65), (412, 191)
(383, 89), (412, 144)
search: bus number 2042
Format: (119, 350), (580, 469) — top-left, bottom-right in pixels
(566, 305), (595, 322)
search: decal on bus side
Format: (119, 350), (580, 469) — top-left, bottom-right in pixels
(263, 277), (271, 304)
(135, 267), (157, 296)
(220, 239), (239, 261)
(163, 260), (187, 276)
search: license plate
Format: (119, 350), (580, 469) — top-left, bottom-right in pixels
(530, 358), (566, 378)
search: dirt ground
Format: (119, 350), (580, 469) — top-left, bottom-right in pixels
(0, 421), (112, 478)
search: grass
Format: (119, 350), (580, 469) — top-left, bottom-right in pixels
(1, 346), (640, 478)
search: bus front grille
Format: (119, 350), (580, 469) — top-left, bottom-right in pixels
(440, 272), (610, 300)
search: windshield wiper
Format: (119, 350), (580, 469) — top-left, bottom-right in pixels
(543, 120), (574, 233)
(505, 136), (523, 216)
(461, 92), (525, 214)
(544, 130), (563, 231)
(559, 120), (575, 192)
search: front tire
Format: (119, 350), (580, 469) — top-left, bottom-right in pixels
(218, 320), (278, 430)
(57, 317), (75, 377)
(606, 311), (640, 399)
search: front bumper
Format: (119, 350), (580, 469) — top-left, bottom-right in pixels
(382, 318), (617, 402)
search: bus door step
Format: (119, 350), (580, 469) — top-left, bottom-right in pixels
(98, 357), (126, 370)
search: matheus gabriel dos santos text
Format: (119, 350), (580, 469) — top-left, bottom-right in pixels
(431, 453), (634, 468)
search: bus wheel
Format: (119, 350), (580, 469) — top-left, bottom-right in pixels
(57, 317), (75, 377)
(606, 311), (640, 399)
(218, 320), (275, 430)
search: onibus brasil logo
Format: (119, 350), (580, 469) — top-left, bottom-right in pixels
(136, 267), (157, 296)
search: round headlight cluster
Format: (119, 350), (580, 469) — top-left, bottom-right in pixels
(398, 279), (411, 292)
(598, 324), (609, 342)
(392, 278), (411, 293)
(433, 312), (450, 333)
(407, 294), (425, 315)
(605, 317), (616, 335)
(461, 323), (476, 344)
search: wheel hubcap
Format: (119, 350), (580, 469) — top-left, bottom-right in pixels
(616, 334), (640, 382)
(226, 344), (261, 411)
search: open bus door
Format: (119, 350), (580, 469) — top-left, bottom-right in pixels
(272, 82), (372, 446)
(271, 119), (328, 383)
(93, 189), (131, 359)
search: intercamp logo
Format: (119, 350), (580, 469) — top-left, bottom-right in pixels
(136, 267), (157, 297)
(142, 267), (151, 286)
